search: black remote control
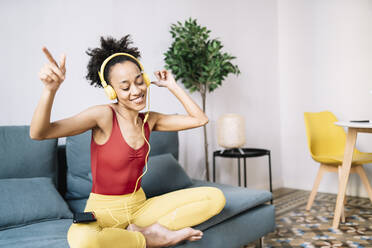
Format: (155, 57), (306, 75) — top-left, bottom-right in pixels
(73, 212), (97, 223)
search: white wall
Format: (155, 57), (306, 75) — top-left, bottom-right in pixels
(0, 0), (282, 190)
(5, 0), (372, 198)
(278, 0), (372, 197)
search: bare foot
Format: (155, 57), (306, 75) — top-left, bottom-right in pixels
(127, 223), (203, 247)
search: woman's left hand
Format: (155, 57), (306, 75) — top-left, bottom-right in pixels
(152, 70), (177, 88)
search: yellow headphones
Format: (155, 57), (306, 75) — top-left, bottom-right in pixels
(98, 52), (151, 100)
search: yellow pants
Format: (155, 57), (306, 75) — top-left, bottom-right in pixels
(67, 186), (226, 248)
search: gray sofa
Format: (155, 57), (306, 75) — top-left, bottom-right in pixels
(0, 126), (275, 248)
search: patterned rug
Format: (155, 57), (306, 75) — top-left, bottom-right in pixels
(245, 188), (372, 248)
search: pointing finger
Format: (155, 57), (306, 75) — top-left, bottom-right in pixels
(42, 46), (58, 67)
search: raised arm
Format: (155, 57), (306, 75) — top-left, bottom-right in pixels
(150, 70), (208, 131)
(30, 47), (101, 140)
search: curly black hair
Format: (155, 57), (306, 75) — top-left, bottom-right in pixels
(86, 35), (141, 88)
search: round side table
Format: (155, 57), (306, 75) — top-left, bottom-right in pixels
(212, 148), (273, 204)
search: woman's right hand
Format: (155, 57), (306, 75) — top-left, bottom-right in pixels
(38, 47), (66, 92)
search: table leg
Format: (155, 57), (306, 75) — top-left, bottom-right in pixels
(268, 152), (273, 204)
(244, 158), (247, 187)
(332, 128), (357, 229)
(213, 154), (216, 182)
(238, 158), (241, 187)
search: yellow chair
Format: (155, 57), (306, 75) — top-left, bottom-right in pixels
(304, 111), (372, 222)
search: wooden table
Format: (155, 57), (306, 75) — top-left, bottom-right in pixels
(333, 121), (372, 229)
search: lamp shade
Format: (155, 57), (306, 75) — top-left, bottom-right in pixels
(217, 114), (246, 148)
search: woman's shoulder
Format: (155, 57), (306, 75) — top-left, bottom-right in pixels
(89, 104), (114, 127)
(88, 104), (114, 116)
(89, 104), (115, 139)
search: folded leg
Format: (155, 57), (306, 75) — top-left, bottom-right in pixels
(132, 186), (226, 230)
(67, 222), (146, 248)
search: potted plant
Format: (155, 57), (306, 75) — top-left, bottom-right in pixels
(164, 18), (240, 181)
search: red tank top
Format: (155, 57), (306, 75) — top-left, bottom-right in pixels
(90, 106), (150, 195)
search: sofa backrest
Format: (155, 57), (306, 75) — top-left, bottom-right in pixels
(0, 125), (193, 213)
(63, 129), (181, 201)
(0, 126), (58, 185)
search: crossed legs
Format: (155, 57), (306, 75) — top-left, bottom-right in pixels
(67, 186), (226, 248)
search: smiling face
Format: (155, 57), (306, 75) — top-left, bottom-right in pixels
(108, 61), (147, 111)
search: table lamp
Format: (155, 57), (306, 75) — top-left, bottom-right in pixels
(217, 113), (246, 148)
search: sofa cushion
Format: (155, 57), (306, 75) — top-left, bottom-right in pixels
(65, 131), (92, 200)
(66, 198), (89, 214)
(188, 179), (272, 231)
(172, 204), (275, 248)
(0, 126), (58, 182)
(141, 153), (193, 198)
(147, 131), (179, 160)
(0, 177), (73, 231)
(0, 219), (71, 248)
(65, 130), (180, 200)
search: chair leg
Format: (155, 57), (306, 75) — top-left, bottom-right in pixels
(338, 166), (346, 223)
(306, 164), (325, 211)
(258, 237), (263, 248)
(355, 165), (372, 203)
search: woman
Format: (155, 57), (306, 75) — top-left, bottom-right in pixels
(30, 35), (226, 248)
